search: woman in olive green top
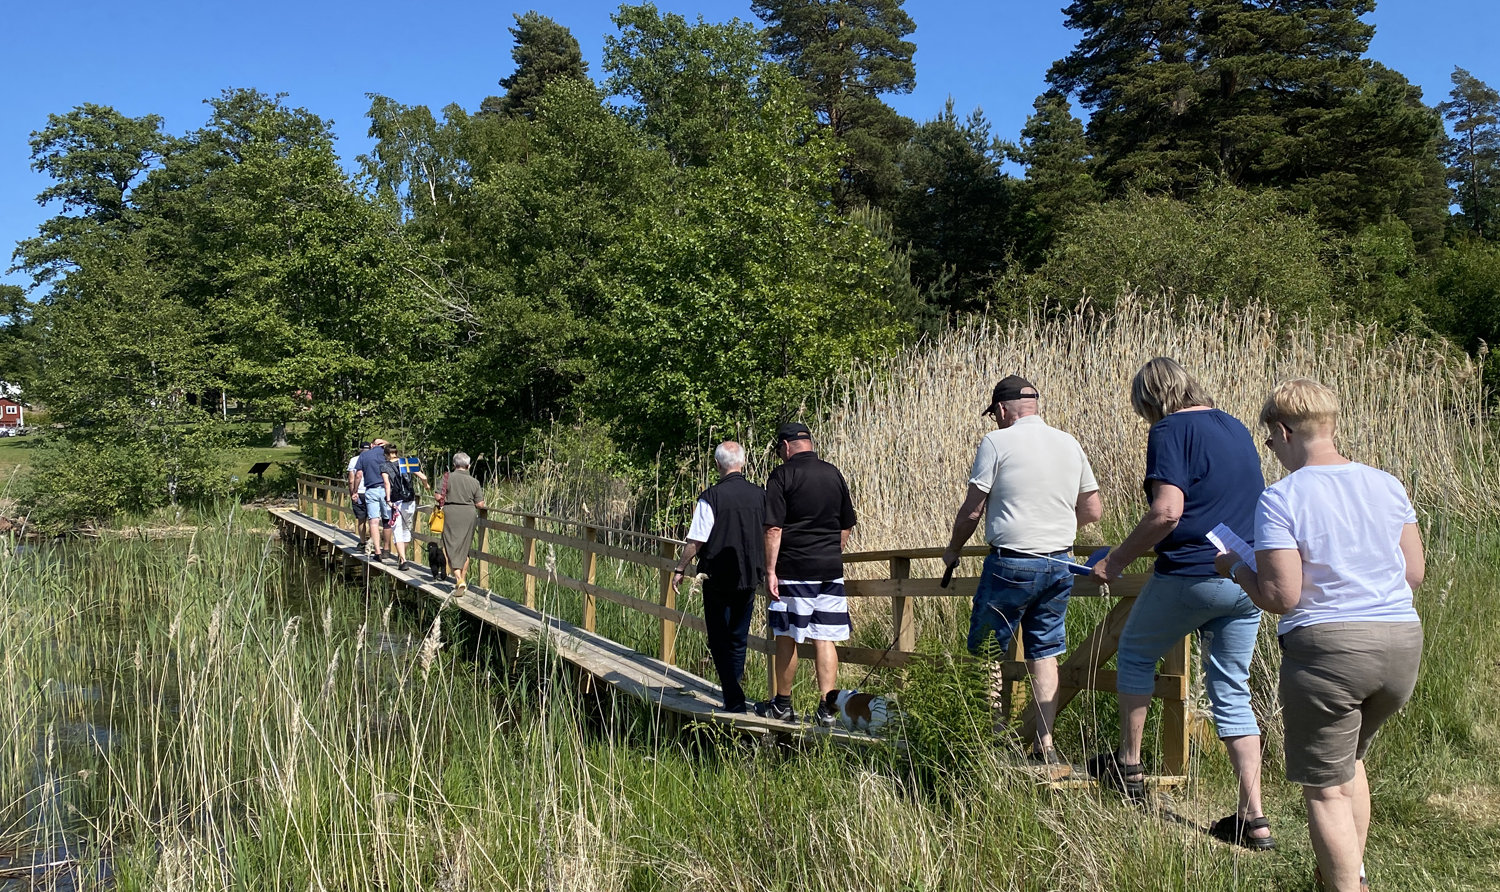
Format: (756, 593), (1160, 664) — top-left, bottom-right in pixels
(439, 452), (486, 594)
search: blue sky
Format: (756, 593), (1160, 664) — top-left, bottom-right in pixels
(3, 1), (1497, 289)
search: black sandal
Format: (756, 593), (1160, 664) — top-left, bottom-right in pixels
(1085, 751), (1145, 800)
(1209, 814), (1277, 851)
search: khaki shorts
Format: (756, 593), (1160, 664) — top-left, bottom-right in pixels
(1279, 621), (1423, 788)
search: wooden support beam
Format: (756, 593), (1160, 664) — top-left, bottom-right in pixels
(475, 514), (491, 591)
(660, 541), (678, 665)
(1018, 595), (1138, 747)
(890, 557), (915, 654)
(522, 516), (537, 610)
(1160, 634), (1192, 777)
(582, 526), (598, 634)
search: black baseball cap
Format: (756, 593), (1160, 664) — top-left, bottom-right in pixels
(982, 375), (1039, 416)
(775, 421), (813, 443)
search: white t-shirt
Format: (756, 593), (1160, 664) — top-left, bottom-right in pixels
(347, 455), (365, 494)
(686, 499), (715, 542)
(1255, 462), (1420, 634)
(969, 415), (1098, 553)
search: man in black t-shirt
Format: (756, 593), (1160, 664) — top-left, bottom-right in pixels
(755, 422), (857, 727)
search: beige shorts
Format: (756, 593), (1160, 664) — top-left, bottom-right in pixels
(1279, 621), (1423, 788)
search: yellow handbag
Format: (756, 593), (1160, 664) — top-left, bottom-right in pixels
(429, 508), (445, 534)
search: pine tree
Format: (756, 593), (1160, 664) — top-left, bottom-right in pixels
(1047, 0), (1446, 242)
(752, 0), (918, 208)
(1440, 67), (1500, 240)
(1007, 93), (1101, 262)
(479, 12), (590, 119)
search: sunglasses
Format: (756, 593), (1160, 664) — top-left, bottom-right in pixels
(1263, 422), (1294, 448)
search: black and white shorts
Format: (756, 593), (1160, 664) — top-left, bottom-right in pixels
(768, 578), (851, 642)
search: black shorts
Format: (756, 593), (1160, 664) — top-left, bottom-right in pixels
(351, 495), (369, 522)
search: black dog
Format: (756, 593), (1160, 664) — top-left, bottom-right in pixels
(426, 542), (448, 581)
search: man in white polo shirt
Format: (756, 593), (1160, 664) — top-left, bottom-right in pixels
(942, 375), (1102, 777)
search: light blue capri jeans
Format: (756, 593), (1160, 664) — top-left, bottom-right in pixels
(1116, 573), (1262, 738)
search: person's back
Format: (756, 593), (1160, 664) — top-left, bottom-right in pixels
(976, 416), (1095, 553)
(697, 473), (766, 591)
(356, 445), (387, 491)
(765, 452), (856, 581)
(1257, 462), (1419, 633)
(1144, 409), (1264, 575)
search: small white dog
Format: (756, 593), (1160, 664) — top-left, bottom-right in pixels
(824, 689), (892, 735)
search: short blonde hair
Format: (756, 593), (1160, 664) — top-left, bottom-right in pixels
(1130, 358), (1214, 425)
(1259, 378), (1340, 433)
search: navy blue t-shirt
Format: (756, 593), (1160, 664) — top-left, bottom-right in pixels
(1144, 409), (1265, 576)
(356, 446), (388, 491)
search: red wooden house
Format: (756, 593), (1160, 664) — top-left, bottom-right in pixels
(0, 398), (24, 429)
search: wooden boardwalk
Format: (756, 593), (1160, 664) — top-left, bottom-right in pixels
(272, 507), (858, 742)
(280, 473), (1196, 778)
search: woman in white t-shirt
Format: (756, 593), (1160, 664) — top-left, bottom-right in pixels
(1217, 378), (1425, 892)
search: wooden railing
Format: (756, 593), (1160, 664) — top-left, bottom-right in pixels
(296, 474), (1192, 775)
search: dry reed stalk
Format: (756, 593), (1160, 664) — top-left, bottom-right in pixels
(817, 296), (1494, 561)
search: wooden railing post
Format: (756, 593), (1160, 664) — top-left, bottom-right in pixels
(522, 516), (538, 609)
(582, 526), (598, 633)
(660, 541), (678, 665)
(1161, 633), (1192, 776)
(475, 511), (490, 591)
(889, 556), (914, 653)
(297, 477), (306, 514)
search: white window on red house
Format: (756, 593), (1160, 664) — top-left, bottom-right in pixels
(3, 406), (15, 414)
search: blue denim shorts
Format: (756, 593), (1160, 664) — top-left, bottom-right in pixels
(1116, 573), (1263, 738)
(362, 485), (392, 522)
(967, 552), (1074, 660)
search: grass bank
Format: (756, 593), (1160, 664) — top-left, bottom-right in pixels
(0, 511), (1496, 890)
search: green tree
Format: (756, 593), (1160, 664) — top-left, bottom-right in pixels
(891, 100), (1018, 313)
(1006, 92), (1102, 263)
(752, 0), (918, 208)
(1439, 67), (1500, 240)
(1047, 0), (1447, 244)
(1027, 185), (1338, 315)
(479, 12), (591, 119)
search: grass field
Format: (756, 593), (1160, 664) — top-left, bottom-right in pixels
(0, 510), (1495, 890)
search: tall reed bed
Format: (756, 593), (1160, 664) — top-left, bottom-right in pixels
(819, 297), (1494, 554)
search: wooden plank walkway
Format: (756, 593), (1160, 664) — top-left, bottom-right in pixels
(270, 507), (869, 744)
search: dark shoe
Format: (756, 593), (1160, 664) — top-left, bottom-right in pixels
(723, 703), (748, 714)
(814, 702), (838, 728)
(1209, 814), (1276, 851)
(398, 560), (409, 572)
(1028, 746), (1073, 781)
(1086, 751), (1146, 800)
(753, 700), (798, 723)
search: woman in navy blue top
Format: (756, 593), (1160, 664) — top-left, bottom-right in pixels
(1087, 358), (1273, 849)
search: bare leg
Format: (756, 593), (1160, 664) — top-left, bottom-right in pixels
(1305, 777), (1364, 891)
(1117, 691), (1152, 764)
(1027, 656), (1061, 751)
(813, 639), (839, 697)
(454, 559), (469, 589)
(774, 636), (798, 697)
(1222, 735), (1270, 839)
(1352, 760), (1371, 867)
(368, 518), (383, 552)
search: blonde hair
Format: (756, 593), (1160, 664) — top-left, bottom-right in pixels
(1260, 378), (1340, 434)
(1130, 358), (1215, 424)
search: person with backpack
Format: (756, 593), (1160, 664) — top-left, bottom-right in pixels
(382, 444), (428, 572)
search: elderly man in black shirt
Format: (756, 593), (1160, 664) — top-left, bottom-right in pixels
(755, 422), (857, 727)
(671, 441), (765, 713)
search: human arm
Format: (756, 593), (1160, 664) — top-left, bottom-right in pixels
(1090, 483), (1184, 582)
(764, 527), (782, 600)
(671, 540), (704, 593)
(1214, 548), (1303, 614)
(943, 484), (989, 569)
(1400, 522), (1425, 591)
(1075, 490), (1103, 527)
(840, 528), (852, 550)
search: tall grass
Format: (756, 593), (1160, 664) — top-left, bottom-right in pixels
(0, 511), (1496, 890)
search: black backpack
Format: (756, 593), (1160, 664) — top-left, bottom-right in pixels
(388, 470), (416, 503)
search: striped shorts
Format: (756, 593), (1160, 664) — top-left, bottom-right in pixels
(768, 578), (851, 642)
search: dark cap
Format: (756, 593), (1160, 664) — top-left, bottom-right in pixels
(775, 421), (813, 443)
(982, 375), (1039, 416)
(360, 441), (371, 450)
